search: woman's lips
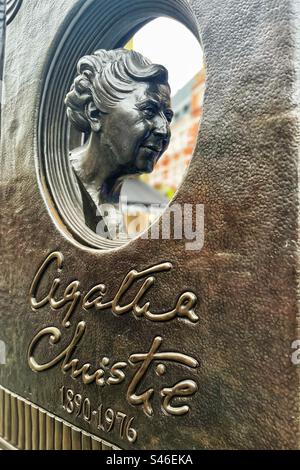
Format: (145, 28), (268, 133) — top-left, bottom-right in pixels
(142, 144), (163, 153)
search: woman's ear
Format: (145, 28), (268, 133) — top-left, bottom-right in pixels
(86, 101), (101, 133)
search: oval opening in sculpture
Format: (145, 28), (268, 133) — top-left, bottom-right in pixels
(38, 0), (205, 250)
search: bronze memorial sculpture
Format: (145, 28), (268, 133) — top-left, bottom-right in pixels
(1, 0), (300, 453)
(66, 49), (173, 236)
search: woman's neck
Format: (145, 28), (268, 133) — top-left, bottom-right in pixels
(70, 133), (122, 205)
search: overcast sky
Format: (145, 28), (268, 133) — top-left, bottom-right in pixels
(133, 18), (203, 96)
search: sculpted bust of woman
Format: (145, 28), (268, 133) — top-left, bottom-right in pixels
(65, 49), (173, 236)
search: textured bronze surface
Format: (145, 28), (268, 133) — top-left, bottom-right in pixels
(0, 0), (5, 138)
(0, 0), (300, 450)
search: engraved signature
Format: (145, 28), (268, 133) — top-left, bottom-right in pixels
(27, 251), (200, 418)
(29, 251), (199, 327)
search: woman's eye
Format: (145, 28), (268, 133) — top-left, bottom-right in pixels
(144, 108), (156, 118)
(165, 113), (173, 123)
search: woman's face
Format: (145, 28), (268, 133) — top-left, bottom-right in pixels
(98, 81), (173, 176)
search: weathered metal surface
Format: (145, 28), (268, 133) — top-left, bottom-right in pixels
(0, 0), (299, 450)
(0, 0), (6, 138)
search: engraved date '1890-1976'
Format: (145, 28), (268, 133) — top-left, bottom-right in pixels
(60, 386), (138, 443)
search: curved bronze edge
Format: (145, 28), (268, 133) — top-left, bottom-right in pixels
(0, 436), (17, 450)
(0, 385), (121, 450)
(6, 0), (23, 25)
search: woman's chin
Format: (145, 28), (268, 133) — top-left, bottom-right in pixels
(136, 153), (160, 173)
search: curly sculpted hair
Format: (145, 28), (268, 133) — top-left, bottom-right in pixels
(65, 48), (170, 133)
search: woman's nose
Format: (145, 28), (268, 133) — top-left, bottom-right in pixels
(153, 113), (169, 137)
